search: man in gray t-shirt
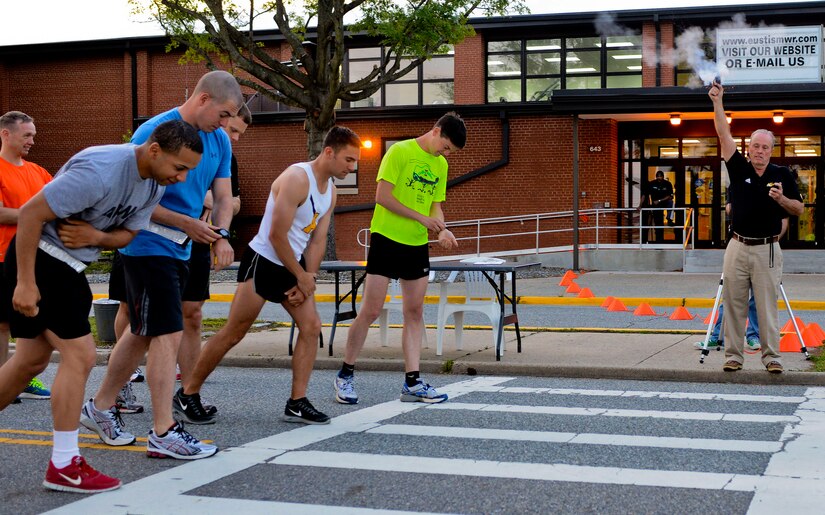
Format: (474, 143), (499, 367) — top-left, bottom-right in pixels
(0, 120), (201, 494)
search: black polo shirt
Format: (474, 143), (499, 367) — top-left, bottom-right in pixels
(726, 150), (801, 238)
(645, 179), (673, 203)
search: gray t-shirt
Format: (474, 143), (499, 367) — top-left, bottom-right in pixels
(41, 144), (164, 263)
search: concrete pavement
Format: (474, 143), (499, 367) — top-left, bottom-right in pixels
(87, 271), (825, 385)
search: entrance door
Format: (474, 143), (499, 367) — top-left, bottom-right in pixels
(684, 163), (722, 247)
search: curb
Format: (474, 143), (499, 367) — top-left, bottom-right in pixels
(82, 351), (825, 387)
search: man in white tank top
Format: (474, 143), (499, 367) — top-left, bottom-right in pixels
(173, 126), (361, 426)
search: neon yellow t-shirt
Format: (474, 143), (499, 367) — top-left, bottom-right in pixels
(370, 139), (448, 246)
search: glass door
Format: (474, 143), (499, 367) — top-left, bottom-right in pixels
(684, 163), (721, 247)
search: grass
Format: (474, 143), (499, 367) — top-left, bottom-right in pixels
(89, 317), (283, 348)
(809, 348), (825, 372)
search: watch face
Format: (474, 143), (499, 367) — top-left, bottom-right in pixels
(217, 229), (230, 239)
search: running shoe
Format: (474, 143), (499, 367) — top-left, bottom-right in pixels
(333, 374), (358, 404)
(693, 339), (723, 350)
(80, 399), (136, 446)
(130, 367), (145, 383)
(283, 397), (330, 425)
(43, 456), (121, 494)
(146, 423), (218, 460)
(115, 382), (144, 414)
(12, 397), (21, 404)
(400, 381), (448, 404)
(172, 387), (216, 425)
(20, 377), (51, 399)
(745, 338), (762, 354)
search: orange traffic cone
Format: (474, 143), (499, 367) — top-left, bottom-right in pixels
(780, 317), (806, 334)
(601, 296), (615, 309)
(801, 325), (824, 348)
(807, 323), (825, 344)
(633, 303), (658, 316)
(565, 282), (581, 294)
(779, 332), (802, 352)
(669, 306), (694, 320)
(607, 298), (628, 312)
(558, 270), (578, 287)
(703, 310), (719, 325)
(577, 287), (594, 298)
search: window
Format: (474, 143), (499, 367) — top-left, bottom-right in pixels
(487, 34), (642, 102)
(345, 47), (454, 108)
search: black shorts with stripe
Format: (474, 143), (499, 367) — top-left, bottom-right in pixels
(237, 246), (302, 304)
(121, 254), (188, 337)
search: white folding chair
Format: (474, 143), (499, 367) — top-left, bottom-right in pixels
(436, 258), (509, 355)
(376, 274), (433, 347)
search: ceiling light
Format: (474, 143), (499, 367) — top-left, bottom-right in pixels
(526, 44), (561, 51)
(786, 137), (810, 142)
(627, 65), (642, 71)
(682, 139), (701, 144)
(487, 60), (504, 66)
(773, 112), (784, 123)
(611, 54), (642, 60)
(725, 112), (732, 124)
(670, 114), (682, 126)
(567, 67), (597, 73)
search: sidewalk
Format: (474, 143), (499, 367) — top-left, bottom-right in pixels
(88, 271), (825, 385)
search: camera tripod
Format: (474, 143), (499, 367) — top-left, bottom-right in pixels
(699, 274), (811, 363)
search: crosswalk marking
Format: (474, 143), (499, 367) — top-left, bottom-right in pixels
(470, 386), (806, 404)
(368, 424), (783, 452)
(430, 402), (800, 423)
(44, 378), (825, 514)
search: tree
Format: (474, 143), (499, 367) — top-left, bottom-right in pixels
(132, 0), (527, 158)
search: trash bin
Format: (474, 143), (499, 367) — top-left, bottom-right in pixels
(92, 299), (120, 343)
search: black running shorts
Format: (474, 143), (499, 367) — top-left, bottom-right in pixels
(366, 232), (430, 280)
(182, 242), (211, 302)
(122, 254), (188, 337)
(4, 238), (93, 340)
(237, 247), (302, 304)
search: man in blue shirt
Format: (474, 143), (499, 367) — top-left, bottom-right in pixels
(84, 71), (243, 460)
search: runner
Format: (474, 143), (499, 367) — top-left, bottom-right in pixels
(175, 126), (360, 425)
(0, 119), (201, 493)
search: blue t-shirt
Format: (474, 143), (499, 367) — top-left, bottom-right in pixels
(120, 108), (232, 260)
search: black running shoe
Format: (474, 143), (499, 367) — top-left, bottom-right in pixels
(173, 387), (216, 425)
(282, 397), (330, 425)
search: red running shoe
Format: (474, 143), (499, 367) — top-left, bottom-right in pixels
(43, 456), (121, 494)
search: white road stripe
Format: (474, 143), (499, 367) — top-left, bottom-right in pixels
(430, 402), (799, 423)
(368, 424), (783, 452)
(44, 376), (510, 514)
(470, 387), (806, 404)
(274, 450), (745, 491)
(748, 387), (825, 513)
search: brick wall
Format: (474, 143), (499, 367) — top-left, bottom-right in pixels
(454, 34), (484, 105)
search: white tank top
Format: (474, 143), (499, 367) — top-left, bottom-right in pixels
(249, 162), (333, 265)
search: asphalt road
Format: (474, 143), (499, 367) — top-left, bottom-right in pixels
(3, 365), (824, 514)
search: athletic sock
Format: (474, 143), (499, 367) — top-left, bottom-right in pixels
(339, 362), (355, 378)
(405, 371), (420, 387)
(52, 430), (80, 469)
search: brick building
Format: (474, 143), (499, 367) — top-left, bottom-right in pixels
(2, 3), (824, 261)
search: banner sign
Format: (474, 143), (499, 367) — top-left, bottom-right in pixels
(716, 25), (822, 84)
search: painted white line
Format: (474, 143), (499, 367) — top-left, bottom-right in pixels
(748, 387), (825, 513)
(274, 450), (741, 490)
(470, 387), (806, 404)
(44, 376), (508, 514)
(430, 402), (799, 423)
(368, 424), (783, 453)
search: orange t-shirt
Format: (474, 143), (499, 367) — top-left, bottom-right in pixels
(0, 158), (52, 262)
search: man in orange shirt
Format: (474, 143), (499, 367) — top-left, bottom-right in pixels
(0, 111), (53, 402)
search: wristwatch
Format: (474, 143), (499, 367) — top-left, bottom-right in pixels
(216, 228), (230, 239)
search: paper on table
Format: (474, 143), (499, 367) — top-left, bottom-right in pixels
(460, 257), (505, 264)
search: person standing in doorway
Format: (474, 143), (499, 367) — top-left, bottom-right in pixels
(637, 170), (674, 243)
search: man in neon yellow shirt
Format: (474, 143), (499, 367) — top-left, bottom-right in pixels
(335, 112), (465, 404)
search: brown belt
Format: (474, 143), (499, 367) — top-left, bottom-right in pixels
(732, 233), (779, 246)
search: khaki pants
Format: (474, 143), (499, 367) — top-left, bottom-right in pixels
(722, 238), (782, 366)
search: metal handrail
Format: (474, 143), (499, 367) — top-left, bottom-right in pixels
(356, 207), (694, 259)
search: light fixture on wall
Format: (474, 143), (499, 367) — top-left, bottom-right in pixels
(725, 112), (732, 124)
(669, 114), (682, 126)
(773, 111), (785, 124)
